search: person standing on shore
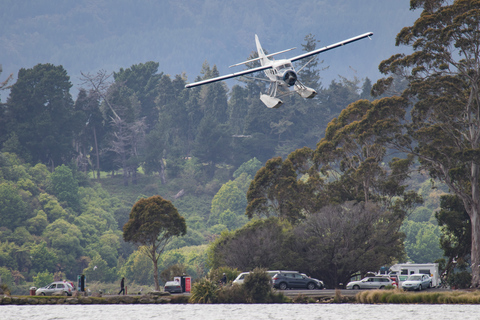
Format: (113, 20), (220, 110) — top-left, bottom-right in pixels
(118, 277), (125, 295)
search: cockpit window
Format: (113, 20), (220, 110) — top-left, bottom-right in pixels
(277, 63), (293, 72)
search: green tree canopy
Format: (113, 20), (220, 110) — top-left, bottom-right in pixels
(0, 182), (29, 230)
(33, 270), (54, 289)
(49, 165), (80, 212)
(401, 220), (443, 264)
(5, 63), (75, 167)
(435, 194), (471, 274)
(246, 157), (303, 223)
(233, 157), (262, 179)
(114, 61), (163, 131)
(208, 218), (290, 271)
(209, 179), (248, 229)
(43, 219), (84, 276)
(123, 195), (186, 290)
(30, 241), (57, 274)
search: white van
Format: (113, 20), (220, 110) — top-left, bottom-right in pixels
(233, 272), (249, 285)
(388, 263), (441, 287)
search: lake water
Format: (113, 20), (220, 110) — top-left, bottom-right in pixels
(3, 304), (480, 320)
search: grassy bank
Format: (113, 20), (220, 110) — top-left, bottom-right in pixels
(357, 289), (480, 304)
(4, 289), (480, 305)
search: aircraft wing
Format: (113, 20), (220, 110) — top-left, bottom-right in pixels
(290, 32), (373, 63)
(185, 64), (272, 88)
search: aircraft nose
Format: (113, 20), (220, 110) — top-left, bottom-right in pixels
(283, 71), (297, 86)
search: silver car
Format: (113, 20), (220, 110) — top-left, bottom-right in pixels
(401, 274), (432, 291)
(346, 276), (392, 289)
(164, 281), (183, 293)
(35, 281), (73, 296)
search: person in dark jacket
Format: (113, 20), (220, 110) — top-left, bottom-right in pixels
(118, 277), (125, 295)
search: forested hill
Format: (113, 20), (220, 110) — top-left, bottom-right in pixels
(0, 0), (418, 98)
(1, 0), (468, 292)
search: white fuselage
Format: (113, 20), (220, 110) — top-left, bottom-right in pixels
(264, 59), (295, 84)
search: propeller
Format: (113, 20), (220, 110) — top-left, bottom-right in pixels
(283, 71), (297, 86)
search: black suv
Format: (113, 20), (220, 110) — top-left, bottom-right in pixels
(272, 272), (324, 290)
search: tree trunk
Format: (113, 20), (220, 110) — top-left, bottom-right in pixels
(471, 209), (480, 287)
(470, 161), (480, 287)
(132, 168), (137, 185)
(160, 159), (166, 185)
(152, 248), (160, 291)
(93, 126), (100, 179)
(467, 158), (480, 287)
(122, 153), (128, 186)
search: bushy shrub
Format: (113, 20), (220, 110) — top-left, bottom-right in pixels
(215, 282), (289, 304)
(243, 268), (271, 303)
(0, 283), (11, 296)
(189, 278), (218, 303)
(267, 291), (290, 303)
(333, 288), (344, 303)
(216, 284), (247, 303)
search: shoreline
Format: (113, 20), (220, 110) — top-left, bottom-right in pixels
(0, 293), (186, 306)
(1, 288), (479, 305)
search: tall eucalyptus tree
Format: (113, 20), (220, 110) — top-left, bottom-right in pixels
(374, 0), (480, 286)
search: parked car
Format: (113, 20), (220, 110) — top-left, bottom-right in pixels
(346, 276), (393, 290)
(233, 272), (249, 285)
(35, 281), (74, 296)
(233, 270), (300, 285)
(272, 271), (323, 290)
(401, 274), (432, 291)
(164, 281), (183, 293)
(300, 273), (324, 289)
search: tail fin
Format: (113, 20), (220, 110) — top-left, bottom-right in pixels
(255, 35), (270, 66)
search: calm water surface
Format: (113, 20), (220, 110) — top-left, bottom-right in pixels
(3, 303), (480, 320)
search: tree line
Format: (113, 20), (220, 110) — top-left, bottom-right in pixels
(1, 0), (479, 290)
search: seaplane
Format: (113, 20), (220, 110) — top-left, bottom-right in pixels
(185, 32), (373, 109)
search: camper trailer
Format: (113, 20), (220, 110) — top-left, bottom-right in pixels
(388, 263), (441, 288)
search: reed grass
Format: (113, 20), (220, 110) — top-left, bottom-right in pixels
(356, 289), (480, 304)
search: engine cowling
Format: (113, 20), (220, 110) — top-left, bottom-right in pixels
(282, 70), (297, 86)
